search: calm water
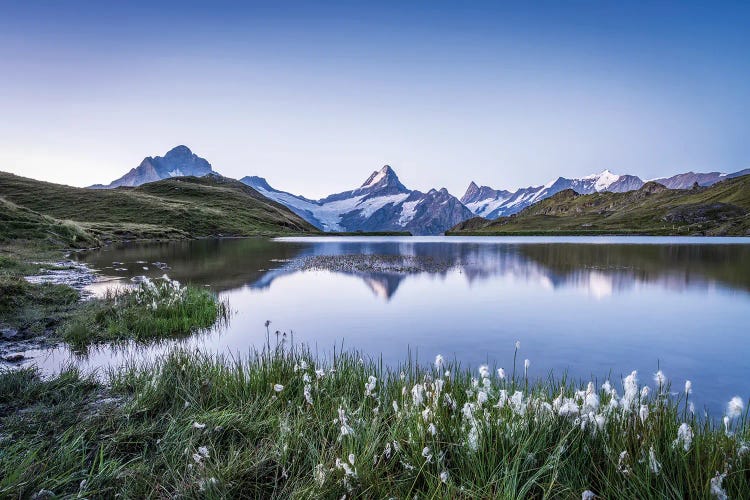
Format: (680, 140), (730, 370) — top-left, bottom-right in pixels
(24, 236), (750, 413)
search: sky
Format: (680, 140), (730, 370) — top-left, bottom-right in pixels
(1, 1), (749, 198)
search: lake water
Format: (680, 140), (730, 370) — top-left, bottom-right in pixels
(23, 236), (750, 414)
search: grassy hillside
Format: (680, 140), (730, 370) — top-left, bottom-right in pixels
(448, 175), (750, 236)
(0, 172), (318, 243)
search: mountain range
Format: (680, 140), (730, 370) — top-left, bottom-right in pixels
(241, 167), (473, 235)
(90, 145), (749, 234)
(460, 169), (750, 219)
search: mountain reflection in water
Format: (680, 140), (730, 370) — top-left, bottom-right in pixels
(76, 236), (750, 300)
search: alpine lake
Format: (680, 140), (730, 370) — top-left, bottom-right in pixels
(21, 236), (750, 414)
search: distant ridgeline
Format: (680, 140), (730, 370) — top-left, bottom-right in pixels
(448, 176), (750, 236)
(3, 145), (747, 239)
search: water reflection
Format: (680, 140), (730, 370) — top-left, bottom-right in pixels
(75, 236), (750, 300)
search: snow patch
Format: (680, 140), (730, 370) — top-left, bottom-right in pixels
(168, 169), (184, 177)
(398, 200), (421, 225)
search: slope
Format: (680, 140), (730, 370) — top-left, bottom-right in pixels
(448, 175), (750, 236)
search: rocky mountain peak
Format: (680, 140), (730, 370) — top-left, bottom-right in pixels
(90, 145), (214, 189)
(360, 165), (405, 190)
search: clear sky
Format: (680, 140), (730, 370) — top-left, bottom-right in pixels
(1, 1), (748, 198)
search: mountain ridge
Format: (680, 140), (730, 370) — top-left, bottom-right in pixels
(448, 174), (750, 236)
(242, 165), (473, 235)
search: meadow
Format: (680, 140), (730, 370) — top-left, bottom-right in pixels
(1, 340), (747, 498)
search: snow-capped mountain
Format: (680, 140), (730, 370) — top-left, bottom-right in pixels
(462, 166), (750, 219)
(90, 145), (214, 189)
(461, 170), (645, 219)
(652, 168), (750, 189)
(241, 166), (473, 235)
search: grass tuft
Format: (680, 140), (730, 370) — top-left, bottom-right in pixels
(61, 278), (228, 349)
(0, 345), (747, 498)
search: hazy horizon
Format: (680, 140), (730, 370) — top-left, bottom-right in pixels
(2, 1), (749, 198)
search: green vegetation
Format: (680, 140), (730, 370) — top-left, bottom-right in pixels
(0, 172), (318, 243)
(448, 175), (750, 236)
(61, 278), (228, 350)
(0, 248), (81, 337)
(0, 345), (747, 498)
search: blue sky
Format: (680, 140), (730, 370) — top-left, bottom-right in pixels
(1, 1), (748, 197)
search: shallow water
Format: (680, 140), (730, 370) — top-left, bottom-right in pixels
(21, 236), (750, 413)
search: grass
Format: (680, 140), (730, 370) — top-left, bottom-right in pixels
(61, 278), (228, 350)
(0, 344), (747, 498)
(448, 175), (750, 236)
(0, 172), (319, 242)
(0, 246), (81, 336)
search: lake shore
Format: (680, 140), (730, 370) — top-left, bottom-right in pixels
(1, 344), (748, 498)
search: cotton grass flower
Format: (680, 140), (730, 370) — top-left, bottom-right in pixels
(684, 380), (692, 395)
(303, 384), (313, 405)
(435, 354), (444, 369)
(478, 365), (490, 379)
(648, 446), (661, 474)
(273, 384), (284, 393)
(710, 472), (728, 500)
(411, 384), (425, 406)
(524, 359), (530, 375)
(727, 396), (744, 419)
(653, 370), (666, 389)
(639, 404), (649, 423)
(364, 375), (377, 396)
(582, 491), (596, 500)
(497, 368), (505, 380)
(674, 423), (693, 451)
(192, 422), (206, 430)
(515, 340), (521, 350)
(422, 446), (433, 462)
(440, 470), (449, 484)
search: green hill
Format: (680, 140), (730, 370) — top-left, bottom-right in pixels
(0, 172), (318, 245)
(448, 175), (750, 236)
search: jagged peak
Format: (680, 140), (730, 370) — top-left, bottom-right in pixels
(361, 165), (400, 188)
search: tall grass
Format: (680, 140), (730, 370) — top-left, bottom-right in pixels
(1, 344), (747, 498)
(61, 277), (228, 349)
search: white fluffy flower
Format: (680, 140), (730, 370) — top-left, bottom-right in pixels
(648, 446), (661, 474)
(478, 365), (490, 379)
(440, 470), (449, 484)
(582, 491), (596, 500)
(653, 370), (666, 388)
(524, 359), (530, 373)
(497, 368), (506, 380)
(273, 384), (284, 393)
(559, 399), (579, 417)
(639, 404), (649, 423)
(435, 354), (444, 369)
(364, 375), (377, 396)
(710, 472), (728, 500)
(515, 340), (521, 350)
(674, 423), (693, 451)
(684, 380), (692, 395)
(192, 422), (206, 430)
(477, 390), (488, 406)
(411, 384), (425, 407)
(727, 396), (744, 419)
(428, 423), (437, 436)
